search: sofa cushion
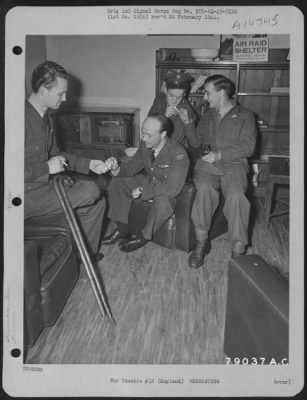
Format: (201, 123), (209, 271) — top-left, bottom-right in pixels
(38, 235), (70, 276)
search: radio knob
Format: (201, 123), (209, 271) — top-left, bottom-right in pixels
(119, 138), (123, 143)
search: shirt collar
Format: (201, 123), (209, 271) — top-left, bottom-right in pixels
(152, 137), (167, 157)
(27, 98), (46, 119)
(216, 103), (235, 120)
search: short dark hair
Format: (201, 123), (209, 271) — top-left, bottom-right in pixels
(31, 61), (68, 93)
(205, 74), (236, 99)
(147, 114), (172, 136)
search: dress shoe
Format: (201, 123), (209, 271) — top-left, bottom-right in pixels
(119, 235), (148, 252)
(188, 240), (211, 269)
(101, 230), (130, 245)
(231, 240), (245, 258)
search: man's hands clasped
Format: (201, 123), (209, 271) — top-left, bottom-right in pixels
(48, 156), (120, 176)
(165, 106), (192, 125)
(89, 157), (121, 175)
(89, 160), (110, 174)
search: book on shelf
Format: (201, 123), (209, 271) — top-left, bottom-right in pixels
(269, 87), (289, 94)
(260, 153), (289, 161)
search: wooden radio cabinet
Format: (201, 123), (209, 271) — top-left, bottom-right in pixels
(55, 107), (140, 160)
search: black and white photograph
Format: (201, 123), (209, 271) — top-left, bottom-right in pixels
(2, 4), (304, 397)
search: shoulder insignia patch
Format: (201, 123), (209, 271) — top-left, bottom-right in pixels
(175, 153), (185, 161)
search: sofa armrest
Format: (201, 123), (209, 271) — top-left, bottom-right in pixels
(24, 240), (44, 349)
(25, 215), (71, 239)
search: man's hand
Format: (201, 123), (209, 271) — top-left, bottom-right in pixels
(201, 151), (222, 163)
(177, 108), (192, 124)
(105, 157), (120, 175)
(132, 186), (143, 199)
(89, 160), (109, 174)
(165, 105), (177, 118)
(47, 156), (67, 174)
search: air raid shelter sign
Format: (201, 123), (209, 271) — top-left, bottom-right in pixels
(233, 37), (268, 62)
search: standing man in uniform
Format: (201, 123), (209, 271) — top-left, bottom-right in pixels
(102, 114), (190, 252)
(189, 74), (257, 268)
(148, 70), (200, 152)
(25, 60), (108, 260)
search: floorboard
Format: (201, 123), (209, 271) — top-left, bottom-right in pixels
(25, 197), (289, 364)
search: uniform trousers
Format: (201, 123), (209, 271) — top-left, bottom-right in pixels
(108, 175), (175, 240)
(191, 163), (250, 244)
(25, 179), (105, 254)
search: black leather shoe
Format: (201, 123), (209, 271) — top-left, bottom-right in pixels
(101, 230), (130, 245)
(188, 240), (211, 269)
(119, 236), (148, 252)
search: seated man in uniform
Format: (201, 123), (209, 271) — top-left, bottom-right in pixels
(25, 60), (109, 261)
(102, 114), (190, 252)
(189, 74), (257, 268)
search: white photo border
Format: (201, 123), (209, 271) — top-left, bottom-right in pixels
(3, 5), (304, 397)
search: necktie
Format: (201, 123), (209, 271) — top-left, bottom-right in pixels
(150, 149), (155, 163)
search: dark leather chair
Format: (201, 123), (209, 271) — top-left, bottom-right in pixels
(128, 182), (228, 253)
(24, 214), (79, 354)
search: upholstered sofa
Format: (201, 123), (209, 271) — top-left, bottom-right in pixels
(24, 214), (79, 357)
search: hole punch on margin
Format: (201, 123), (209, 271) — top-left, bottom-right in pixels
(12, 197), (22, 206)
(12, 46), (22, 56)
(11, 348), (21, 358)
(12, 46), (23, 55)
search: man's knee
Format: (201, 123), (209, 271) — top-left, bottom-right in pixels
(195, 181), (216, 196)
(225, 190), (248, 206)
(78, 180), (101, 202)
(87, 180), (101, 199)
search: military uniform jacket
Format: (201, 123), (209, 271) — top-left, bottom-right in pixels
(117, 138), (190, 201)
(194, 104), (257, 175)
(148, 93), (199, 148)
(25, 101), (90, 193)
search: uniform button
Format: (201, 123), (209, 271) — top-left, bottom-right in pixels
(151, 167), (154, 171)
(153, 177), (156, 180)
(35, 146), (38, 150)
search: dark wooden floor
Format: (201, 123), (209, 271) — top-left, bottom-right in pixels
(25, 197), (289, 364)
